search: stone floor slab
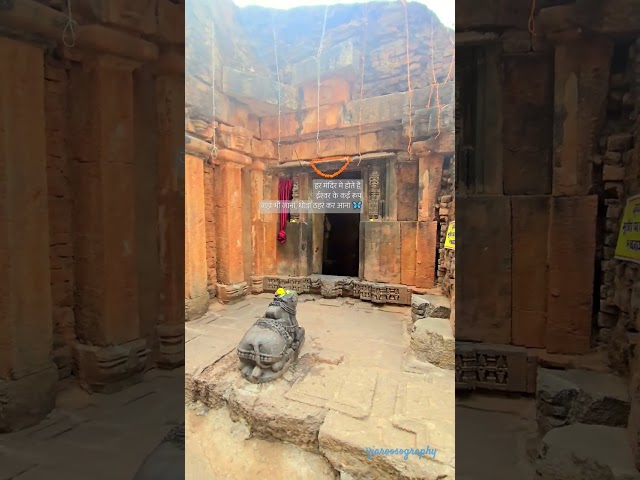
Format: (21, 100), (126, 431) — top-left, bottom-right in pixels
(285, 365), (378, 419)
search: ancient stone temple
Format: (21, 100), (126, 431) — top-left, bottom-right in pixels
(184, 1), (456, 478)
(456, 0), (640, 476)
(0, 0), (185, 431)
(184, 0), (455, 318)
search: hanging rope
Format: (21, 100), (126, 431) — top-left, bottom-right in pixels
(357, 5), (369, 166)
(272, 13), (282, 163)
(62, 0), (77, 48)
(316, 5), (329, 156)
(310, 156), (352, 179)
(425, 23), (454, 139)
(210, 18), (218, 160)
(528, 0), (537, 35)
(401, 0), (413, 154)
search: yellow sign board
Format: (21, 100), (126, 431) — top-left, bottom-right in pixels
(444, 221), (455, 250)
(615, 195), (640, 264)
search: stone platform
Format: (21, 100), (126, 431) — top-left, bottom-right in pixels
(186, 294), (455, 479)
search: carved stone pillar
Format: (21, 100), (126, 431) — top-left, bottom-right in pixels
(215, 160), (249, 302)
(367, 166), (382, 220)
(155, 50), (184, 366)
(184, 153), (209, 319)
(0, 37), (57, 430)
(69, 54), (149, 392)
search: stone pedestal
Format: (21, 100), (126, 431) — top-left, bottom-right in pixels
(69, 54), (149, 391)
(185, 153), (209, 319)
(0, 37), (57, 430)
(155, 55), (185, 366)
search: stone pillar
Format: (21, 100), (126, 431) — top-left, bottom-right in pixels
(215, 160), (248, 302)
(184, 153), (209, 319)
(155, 51), (185, 366)
(69, 55), (149, 392)
(0, 37), (57, 431)
(250, 159), (265, 293)
(262, 170), (279, 276)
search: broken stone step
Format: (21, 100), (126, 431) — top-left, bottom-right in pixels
(409, 294), (451, 333)
(410, 317), (454, 370)
(537, 424), (640, 480)
(536, 368), (630, 435)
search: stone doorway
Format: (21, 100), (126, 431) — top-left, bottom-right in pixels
(322, 170), (362, 277)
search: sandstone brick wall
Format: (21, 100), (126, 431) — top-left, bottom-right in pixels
(204, 163), (217, 299)
(44, 57), (75, 380)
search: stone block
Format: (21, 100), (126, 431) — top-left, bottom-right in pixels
(396, 162), (418, 221)
(406, 103), (455, 141)
(400, 221), (417, 286)
(0, 364), (58, 432)
(502, 53), (553, 195)
(414, 221), (438, 288)
(456, 196), (512, 344)
(603, 165), (625, 181)
(552, 38), (612, 196)
(455, 342), (529, 393)
(511, 196), (550, 348)
(546, 196), (597, 354)
(291, 39), (360, 85)
(418, 153), (444, 222)
(362, 222), (401, 284)
(222, 66), (298, 115)
(73, 339), (150, 393)
(410, 318), (454, 370)
(537, 424), (640, 480)
(536, 368), (630, 435)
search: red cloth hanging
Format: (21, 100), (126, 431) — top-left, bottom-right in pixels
(278, 178), (294, 244)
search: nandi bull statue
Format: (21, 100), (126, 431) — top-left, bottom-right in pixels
(237, 288), (305, 383)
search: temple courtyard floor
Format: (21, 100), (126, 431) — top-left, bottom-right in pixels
(186, 293), (457, 479)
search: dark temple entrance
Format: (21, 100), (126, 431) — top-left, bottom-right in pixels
(321, 170), (361, 277)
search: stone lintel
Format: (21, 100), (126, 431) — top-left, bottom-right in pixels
(455, 31), (500, 46)
(291, 39), (360, 85)
(222, 66), (298, 115)
(73, 339), (151, 393)
(536, 5), (582, 40)
(278, 130), (403, 161)
(184, 135), (251, 166)
(74, 0), (158, 36)
(411, 132), (455, 155)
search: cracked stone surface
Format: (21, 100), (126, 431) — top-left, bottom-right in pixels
(0, 369), (184, 480)
(186, 295), (455, 479)
(537, 424), (640, 480)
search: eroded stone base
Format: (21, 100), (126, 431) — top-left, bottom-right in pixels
(262, 275), (413, 305)
(73, 339), (151, 393)
(216, 282), (248, 304)
(0, 364), (58, 433)
(185, 292), (209, 321)
(411, 318), (455, 370)
(156, 323), (185, 368)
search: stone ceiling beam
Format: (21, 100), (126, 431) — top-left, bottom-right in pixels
(0, 0), (159, 62)
(291, 39), (361, 85)
(537, 0), (640, 39)
(259, 82), (454, 142)
(222, 66), (298, 116)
